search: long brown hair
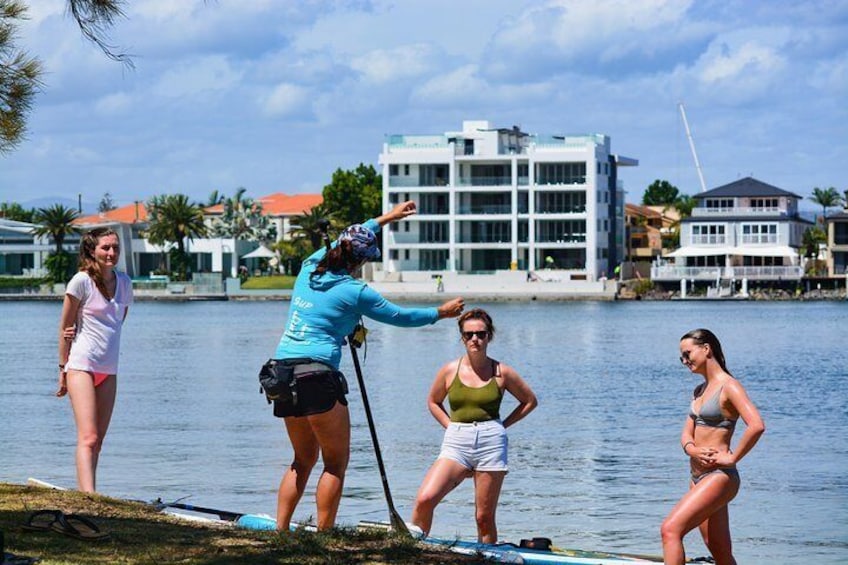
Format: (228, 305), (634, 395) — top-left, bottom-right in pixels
(78, 227), (119, 299)
(311, 240), (361, 278)
(681, 328), (732, 376)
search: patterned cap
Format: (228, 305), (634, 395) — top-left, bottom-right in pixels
(338, 224), (380, 261)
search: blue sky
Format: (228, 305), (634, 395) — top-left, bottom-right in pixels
(2, 0), (846, 212)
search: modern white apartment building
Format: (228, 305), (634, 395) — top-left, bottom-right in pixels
(377, 120), (637, 279)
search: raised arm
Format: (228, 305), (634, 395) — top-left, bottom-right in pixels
(357, 286), (463, 327)
(375, 200), (417, 228)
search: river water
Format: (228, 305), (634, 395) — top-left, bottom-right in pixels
(1, 299), (845, 563)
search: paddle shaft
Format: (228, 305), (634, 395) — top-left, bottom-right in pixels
(318, 222), (409, 537)
(348, 340), (410, 536)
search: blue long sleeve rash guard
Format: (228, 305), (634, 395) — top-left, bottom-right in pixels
(274, 219), (439, 369)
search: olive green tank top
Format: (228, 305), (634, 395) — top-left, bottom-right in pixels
(447, 357), (503, 423)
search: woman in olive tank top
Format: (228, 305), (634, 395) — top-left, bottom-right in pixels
(411, 308), (537, 543)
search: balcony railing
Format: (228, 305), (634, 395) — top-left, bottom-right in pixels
(651, 265), (803, 281)
(740, 235), (778, 244)
(456, 176), (513, 186)
(457, 204), (512, 214)
(690, 207), (789, 217)
(689, 236), (727, 245)
(388, 177), (449, 188)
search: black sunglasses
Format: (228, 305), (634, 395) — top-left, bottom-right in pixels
(462, 330), (490, 341)
(679, 351), (692, 365)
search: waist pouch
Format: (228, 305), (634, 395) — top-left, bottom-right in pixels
(258, 358), (347, 406)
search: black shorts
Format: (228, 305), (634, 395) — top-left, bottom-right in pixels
(273, 362), (348, 418)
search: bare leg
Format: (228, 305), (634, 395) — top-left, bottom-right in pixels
(277, 416), (320, 530)
(473, 471), (506, 543)
(700, 504), (737, 565)
(307, 402), (350, 530)
(660, 473), (739, 565)
(411, 458), (471, 535)
(66, 371), (116, 493)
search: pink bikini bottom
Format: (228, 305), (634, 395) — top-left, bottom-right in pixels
(93, 372), (110, 387)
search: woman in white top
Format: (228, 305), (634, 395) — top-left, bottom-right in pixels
(57, 227), (133, 492)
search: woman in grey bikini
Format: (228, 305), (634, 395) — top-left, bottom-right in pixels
(661, 329), (765, 565)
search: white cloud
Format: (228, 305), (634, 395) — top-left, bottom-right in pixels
(696, 40), (785, 84)
(350, 44), (436, 84)
(414, 65), (487, 104)
(262, 83), (310, 117)
(94, 92), (133, 115)
(152, 56), (242, 99)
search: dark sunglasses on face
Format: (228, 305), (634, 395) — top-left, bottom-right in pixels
(462, 330), (490, 341)
(679, 351), (692, 365)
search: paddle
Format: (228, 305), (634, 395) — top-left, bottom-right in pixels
(317, 221), (411, 537)
(347, 326), (410, 537)
(153, 500), (244, 522)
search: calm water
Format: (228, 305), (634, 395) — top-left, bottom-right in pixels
(1, 299), (846, 563)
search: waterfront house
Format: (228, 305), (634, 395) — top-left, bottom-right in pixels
(0, 218), (59, 276)
(826, 210), (848, 276)
(377, 120), (637, 282)
(651, 177), (811, 285)
(625, 203), (679, 277)
(71, 193), (322, 280)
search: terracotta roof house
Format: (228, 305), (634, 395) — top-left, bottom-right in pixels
(0, 193), (324, 278)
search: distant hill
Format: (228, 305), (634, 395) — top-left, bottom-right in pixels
(16, 196), (98, 215)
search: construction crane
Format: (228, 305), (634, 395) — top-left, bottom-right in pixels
(678, 102), (707, 193)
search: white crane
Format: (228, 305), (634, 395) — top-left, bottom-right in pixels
(678, 102), (707, 193)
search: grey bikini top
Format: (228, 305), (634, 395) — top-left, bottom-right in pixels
(690, 386), (737, 430)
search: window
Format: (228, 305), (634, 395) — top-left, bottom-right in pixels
(704, 198), (734, 211)
(404, 164), (410, 175)
(389, 164), (398, 176)
(749, 198), (778, 210)
(691, 224), (726, 245)
(741, 223), (777, 244)
(536, 162), (587, 185)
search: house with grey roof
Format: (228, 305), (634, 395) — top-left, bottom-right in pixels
(651, 177), (813, 285)
(826, 210), (848, 276)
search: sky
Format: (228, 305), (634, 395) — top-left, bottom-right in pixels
(2, 0), (847, 212)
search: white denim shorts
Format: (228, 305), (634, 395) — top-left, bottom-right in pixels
(438, 419), (508, 472)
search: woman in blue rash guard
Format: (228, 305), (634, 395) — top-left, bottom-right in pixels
(272, 200), (465, 531)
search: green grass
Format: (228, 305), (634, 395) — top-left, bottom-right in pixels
(1, 483), (486, 564)
(0, 276), (50, 289)
(240, 275), (297, 290)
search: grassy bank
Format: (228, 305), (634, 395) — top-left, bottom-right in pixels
(241, 275), (296, 290)
(0, 483), (485, 564)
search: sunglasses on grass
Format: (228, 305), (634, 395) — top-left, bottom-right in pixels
(462, 330), (490, 341)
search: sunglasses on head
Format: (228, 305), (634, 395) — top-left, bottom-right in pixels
(462, 330), (490, 341)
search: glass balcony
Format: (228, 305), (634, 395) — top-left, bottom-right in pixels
(456, 176), (513, 187)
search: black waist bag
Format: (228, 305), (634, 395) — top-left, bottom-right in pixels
(259, 358), (310, 406)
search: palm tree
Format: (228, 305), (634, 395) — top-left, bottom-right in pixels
(289, 204), (338, 251)
(210, 187), (273, 241)
(810, 186), (840, 223)
(32, 203), (80, 282)
(32, 204), (80, 255)
(145, 194), (208, 280)
(206, 190), (225, 206)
